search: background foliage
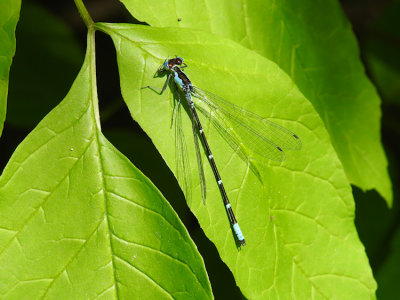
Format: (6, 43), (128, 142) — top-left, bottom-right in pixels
(0, 0), (399, 299)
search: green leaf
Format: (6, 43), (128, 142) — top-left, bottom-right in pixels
(120, 0), (392, 204)
(0, 32), (212, 299)
(0, 0), (21, 136)
(97, 23), (376, 299)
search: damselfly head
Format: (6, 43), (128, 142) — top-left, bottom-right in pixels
(175, 56), (184, 65)
(165, 57), (184, 69)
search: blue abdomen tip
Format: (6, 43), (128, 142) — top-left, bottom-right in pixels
(233, 223), (245, 241)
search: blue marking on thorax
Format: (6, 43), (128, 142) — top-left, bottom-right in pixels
(173, 71), (184, 88)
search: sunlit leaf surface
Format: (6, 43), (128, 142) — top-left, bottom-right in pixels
(97, 23), (376, 299)
(120, 0), (392, 205)
(0, 34), (212, 299)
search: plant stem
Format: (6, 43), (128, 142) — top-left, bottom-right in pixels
(88, 27), (101, 130)
(74, 0), (101, 129)
(74, 0), (94, 29)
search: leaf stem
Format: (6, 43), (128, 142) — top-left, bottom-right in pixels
(74, 0), (101, 129)
(74, 0), (94, 29)
(87, 27), (101, 130)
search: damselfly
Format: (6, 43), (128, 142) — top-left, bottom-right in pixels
(143, 57), (302, 246)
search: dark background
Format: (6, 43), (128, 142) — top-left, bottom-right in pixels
(1, 0), (399, 298)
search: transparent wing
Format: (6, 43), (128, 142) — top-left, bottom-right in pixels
(192, 87), (302, 162)
(174, 100), (193, 204)
(190, 107), (207, 204)
(196, 104), (262, 182)
(174, 92), (207, 205)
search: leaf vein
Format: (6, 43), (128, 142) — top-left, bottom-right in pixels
(114, 255), (174, 299)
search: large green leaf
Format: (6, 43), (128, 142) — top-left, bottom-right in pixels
(0, 32), (212, 299)
(97, 23), (376, 299)
(119, 0), (392, 204)
(0, 0), (21, 136)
